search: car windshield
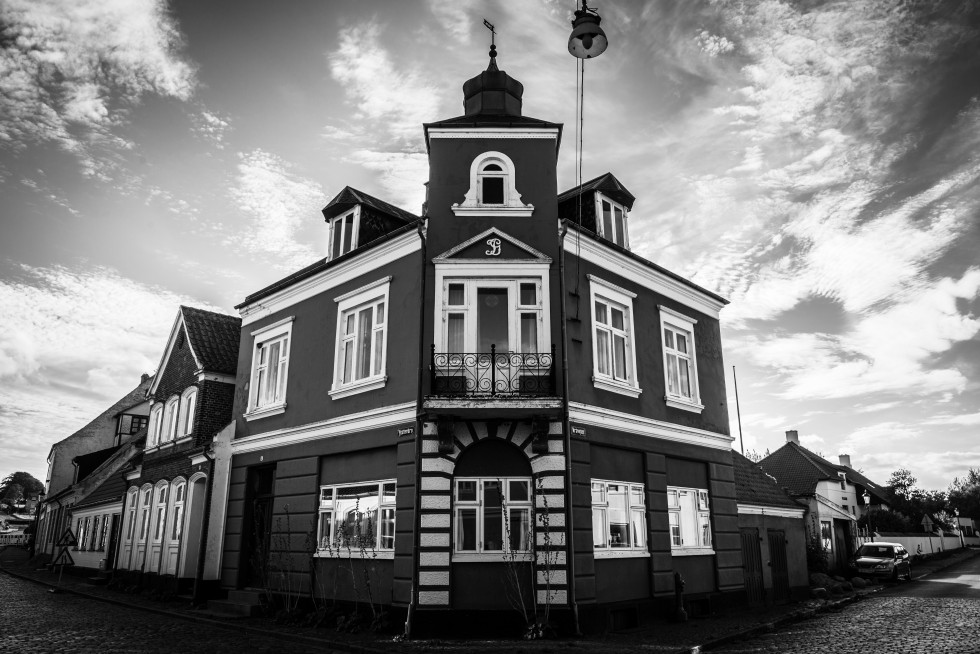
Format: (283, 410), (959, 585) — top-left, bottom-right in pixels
(857, 545), (894, 558)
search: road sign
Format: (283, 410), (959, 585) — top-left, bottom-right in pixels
(52, 548), (74, 567)
(56, 528), (77, 548)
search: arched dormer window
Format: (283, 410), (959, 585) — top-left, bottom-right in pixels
(148, 403), (164, 447)
(453, 151), (533, 217)
(162, 396), (179, 443)
(177, 387), (197, 437)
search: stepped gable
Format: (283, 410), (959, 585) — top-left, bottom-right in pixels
(732, 450), (805, 509)
(180, 306), (241, 375)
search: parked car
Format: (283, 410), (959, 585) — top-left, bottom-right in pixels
(850, 542), (912, 581)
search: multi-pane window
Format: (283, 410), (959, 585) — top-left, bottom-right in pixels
(139, 489), (151, 540)
(667, 487), (712, 552)
(441, 279), (544, 354)
(478, 162), (507, 205)
(126, 491), (137, 541)
(248, 318), (293, 414)
(148, 404), (164, 446)
(317, 481), (396, 553)
(659, 306), (702, 411)
(78, 517), (89, 551)
(596, 195), (629, 248)
(589, 276), (639, 396)
(331, 279), (390, 398)
(98, 515), (110, 551)
(171, 484), (185, 541)
(90, 515), (101, 551)
(591, 480), (647, 552)
(454, 478), (532, 554)
(162, 397), (179, 443)
(153, 486), (167, 542)
(177, 388), (197, 436)
(337, 298), (386, 384)
(329, 208), (359, 260)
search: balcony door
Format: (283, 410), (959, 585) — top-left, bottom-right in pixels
(477, 287), (509, 353)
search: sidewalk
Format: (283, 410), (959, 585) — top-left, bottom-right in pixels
(2, 546), (976, 654)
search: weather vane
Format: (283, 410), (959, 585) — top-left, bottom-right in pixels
(483, 19), (497, 62)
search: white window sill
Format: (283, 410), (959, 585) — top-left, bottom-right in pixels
(452, 205), (534, 218)
(594, 549), (649, 559)
(665, 396), (704, 414)
(671, 547), (715, 557)
(174, 435), (193, 445)
(328, 375), (387, 400)
(314, 549), (394, 560)
(144, 445), (160, 453)
(452, 552), (533, 563)
(593, 376), (642, 398)
(243, 403), (287, 421)
(158, 441), (175, 450)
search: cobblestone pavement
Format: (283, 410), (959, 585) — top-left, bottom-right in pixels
(712, 555), (980, 654)
(0, 573), (331, 654)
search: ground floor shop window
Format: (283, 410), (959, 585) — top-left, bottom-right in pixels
(592, 479), (647, 556)
(454, 477), (532, 555)
(668, 486), (713, 555)
(316, 480), (396, 555)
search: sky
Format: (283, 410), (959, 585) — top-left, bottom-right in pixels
(1, 0), (978, 492)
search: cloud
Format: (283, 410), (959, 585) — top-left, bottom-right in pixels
(0, 262), (224, 477)
(344, 150), (428, 216)
(427, 0), (478, 44)
(193, 110), (232, 149)
(228, 149), (324, 270)
(923, 412), (980, 427)
(327, 20), (439, 143)
(0, 0), (196, 178)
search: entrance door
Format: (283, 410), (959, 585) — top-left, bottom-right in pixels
(768, 529), (790, 603)
(740, 527), (765, 605)
(240, 465), (276, 588)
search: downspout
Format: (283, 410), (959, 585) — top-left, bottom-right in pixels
(405, 219), (427, 638)
(193, 444), (216, 604)
(558, 221), (580, 636)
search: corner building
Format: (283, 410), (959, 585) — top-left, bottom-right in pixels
(222, 51), (742, 632)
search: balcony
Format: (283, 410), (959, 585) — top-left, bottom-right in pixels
(429, 344), (556, 398)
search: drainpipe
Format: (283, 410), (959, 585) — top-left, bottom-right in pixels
(193, 444), (216, 604)
(405, 219), (427, 638)
(558, 221), (581, 636)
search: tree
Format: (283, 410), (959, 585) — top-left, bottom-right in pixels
(887, 468), (917, 501)
(885, 468), (952, 531)
(0, 472), (44, 501)
(744, 448), (770, 463)
(948, 468), (980, 521)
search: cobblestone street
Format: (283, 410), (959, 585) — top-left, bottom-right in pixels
(713, 555), (980, 654)
(0, 574), (329, 654)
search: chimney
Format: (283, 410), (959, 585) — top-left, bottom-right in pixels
(839, 454), (851, 468)
(785, 429), (799, 444)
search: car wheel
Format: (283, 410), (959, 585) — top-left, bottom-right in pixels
(904, 566), (912, 581)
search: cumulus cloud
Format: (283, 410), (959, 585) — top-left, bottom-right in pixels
(0, 0), (196, 178)
(228, 149), (324, 270)
(0, 263), (223, 477)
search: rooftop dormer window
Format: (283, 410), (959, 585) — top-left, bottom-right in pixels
(479, 162), (505, 204)
(453, 151), (533, 217)
(596, 193), (629, 248)
(328, 207), (360, 260)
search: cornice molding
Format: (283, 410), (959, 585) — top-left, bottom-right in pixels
(568, 402), (733, 450)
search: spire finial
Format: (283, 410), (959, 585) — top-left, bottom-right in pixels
(483, 19), (498, 71)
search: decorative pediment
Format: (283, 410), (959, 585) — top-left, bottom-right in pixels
(433, 228), (551, 263)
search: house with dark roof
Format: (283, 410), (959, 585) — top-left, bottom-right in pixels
(732, 451), (808, 604)
(113, 306), (240, 592)
(758, 430), (892, 572)
(216, 43), (741, 633)
(35, 374), (153, 559)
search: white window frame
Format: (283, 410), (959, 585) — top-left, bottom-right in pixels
(138, 487), (152, 542)
(659, 305), (704, 413)
(125, 489), (138, 542)
(171, 482), (185, 542)
(452, 151), (533, 217)
(594, 192), (630, 248)
(329, 277), (390, 399)
(453, 476), (533, 561)
(592, 479), (648, 559)
(245, 316), (294, 420)
(177, 387), (197, 437)
(328, 206), (360, 261)
(147, 404), (164, 448)
(315, 479), (396, 559)
(438, 277), (546, 354)
(161, 396), (180, 444)
(152, 483), (168, 543)
(589, 275), (641, 398)
(668, 486), (714, 556)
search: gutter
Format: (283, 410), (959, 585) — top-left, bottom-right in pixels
(558, 221), (581, 635)
(405, 219), (427, 638)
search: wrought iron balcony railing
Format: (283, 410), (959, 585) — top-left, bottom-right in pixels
(430, 344), (556, 397)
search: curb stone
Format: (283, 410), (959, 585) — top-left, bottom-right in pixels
(0, 561), (389, 654)
(675, 547), (980, 654)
